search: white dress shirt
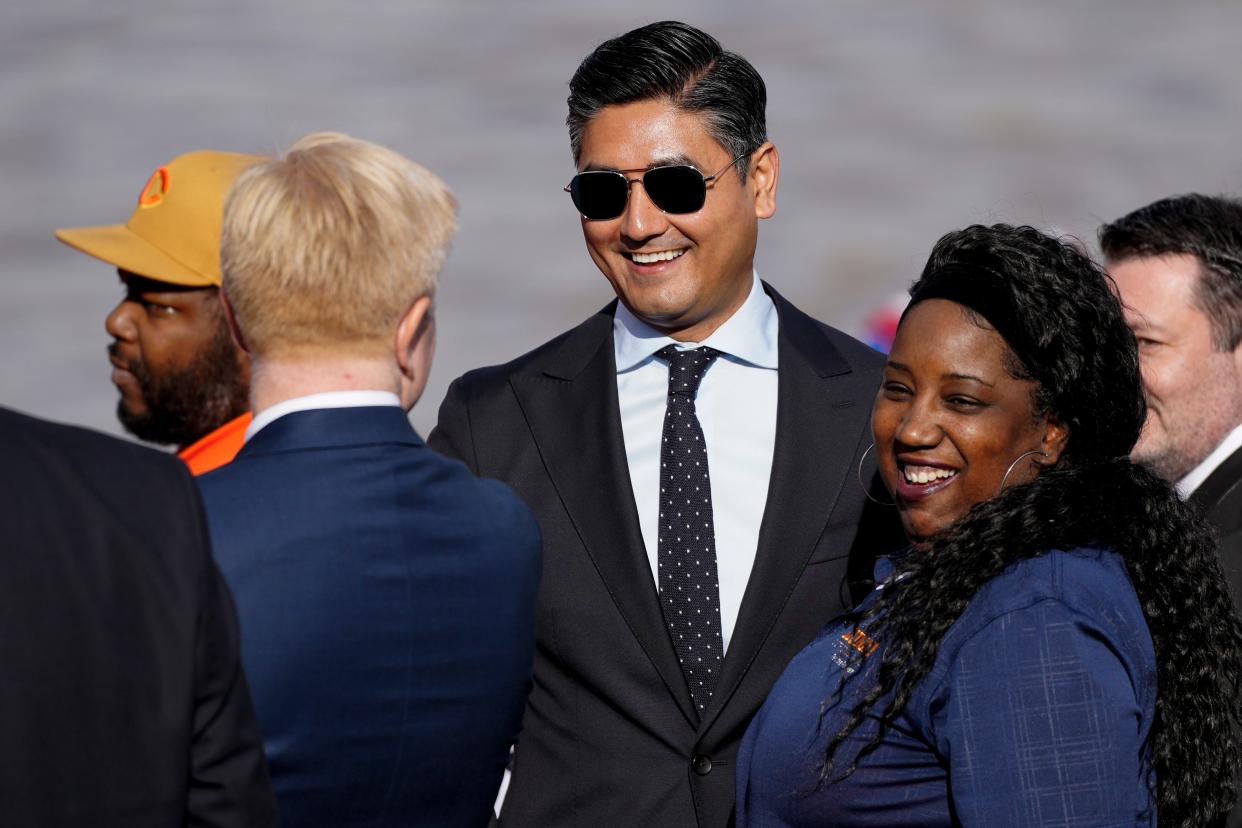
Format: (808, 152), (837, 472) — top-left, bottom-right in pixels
(245, 390), (403, 442)
(1177, 423), (1242, 498)
(614, 274), (779, 653)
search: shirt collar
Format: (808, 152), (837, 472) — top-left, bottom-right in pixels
(177, 411), (252, 475)
(246, 390), (402, 442)
(1177, 422), (1242, 497)
(612, 272), (779, 373)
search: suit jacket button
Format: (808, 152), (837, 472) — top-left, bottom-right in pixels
(692, 754), (712, 776)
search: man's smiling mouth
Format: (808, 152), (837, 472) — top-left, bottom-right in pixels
(626, 249), (686, 264)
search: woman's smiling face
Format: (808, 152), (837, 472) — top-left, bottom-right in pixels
(872, 298), (1066, 544)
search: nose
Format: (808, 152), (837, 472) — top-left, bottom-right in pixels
(619, 177), (670, 246)
(105, 299), (138, 342)
(894, 396), (942, 449)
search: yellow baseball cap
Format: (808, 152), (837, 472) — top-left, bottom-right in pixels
(55, 150), (265, 288)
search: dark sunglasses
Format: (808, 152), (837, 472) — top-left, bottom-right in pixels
(565, 153), (749, 220)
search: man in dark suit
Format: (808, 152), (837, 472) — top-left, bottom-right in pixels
(0, 406), (276, 827)
(1101, 194), (1242, 606)
(197, 131), (542, 828)
(429, 22), (902, 826)
(1102, 195), (1242, 828)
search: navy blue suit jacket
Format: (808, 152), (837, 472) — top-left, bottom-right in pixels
(198, 406), (541, 828)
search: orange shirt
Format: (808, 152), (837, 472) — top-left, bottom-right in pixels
(177, 412), (252, 476)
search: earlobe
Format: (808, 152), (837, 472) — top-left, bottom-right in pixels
(748, 142), (780, 220)
(394, 296), (431, 378)
(1041, 414), (1070, 466)
(394, 295), (436, 410)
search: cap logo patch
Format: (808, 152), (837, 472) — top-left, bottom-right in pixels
(137, 166), (171, 209)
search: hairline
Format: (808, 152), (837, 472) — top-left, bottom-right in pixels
(1108, 249), (1239, 352)
(572, 92), (755, 180)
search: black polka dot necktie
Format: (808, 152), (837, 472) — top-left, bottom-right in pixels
(656, 344), (724, 715)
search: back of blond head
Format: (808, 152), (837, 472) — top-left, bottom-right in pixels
(222, 132), (456, 359)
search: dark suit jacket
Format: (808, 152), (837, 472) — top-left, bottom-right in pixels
(197, 406), (542, 828)
(0, 406), (276, 827)
(1189, 444), (1242, 828)
(1191, 443), (1242, 606)
(429, 285), (904, 827)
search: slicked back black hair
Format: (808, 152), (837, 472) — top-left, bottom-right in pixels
(1100, 193), (1242, 350)
(567, 21), (767, 177)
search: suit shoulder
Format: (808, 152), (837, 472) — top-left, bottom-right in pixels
(446, 307), (613, 394)
(400, 448), (541, 562)
(1, 406), (189, 491)
(966, 547), (1139, 628)
(814, 318), (886, 370)
(0, 408), (208, 566)
(783, 297), (885, 368)
(766, 286), (885, 377)
(428, 450), (541, 535)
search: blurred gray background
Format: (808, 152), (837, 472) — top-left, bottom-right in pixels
(5, 0), (1242, 440)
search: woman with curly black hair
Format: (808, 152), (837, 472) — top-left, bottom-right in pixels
(735, 224), (1242, 827)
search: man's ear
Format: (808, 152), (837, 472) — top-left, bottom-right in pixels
(395, 295), (436, 410)
(1040, 413), (1069, 466)
(748, 141), (780, 220)
(219, 286), (250, 355)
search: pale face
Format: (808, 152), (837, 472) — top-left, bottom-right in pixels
(574, 98), (779, 342)
(872, 300), (1065, 545)
(1109, 253), (1242, 481)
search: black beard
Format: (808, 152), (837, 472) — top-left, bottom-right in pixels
(116, 321), (248, 448)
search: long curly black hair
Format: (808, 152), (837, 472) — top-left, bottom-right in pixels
(821, 224), (1242, 827)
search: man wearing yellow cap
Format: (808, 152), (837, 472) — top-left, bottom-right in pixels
(56, 150), (263, 475)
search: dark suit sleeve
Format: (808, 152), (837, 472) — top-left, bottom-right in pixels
(183, 474), (279, 827)
(428, 376), (479, 471)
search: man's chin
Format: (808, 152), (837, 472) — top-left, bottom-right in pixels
(1130, 442), (1189, 482)
(635, 309), (696, 330)
(619, 289), (710, 327)
(117, 402), (178, 447)
(1129, 421), (1167, 469)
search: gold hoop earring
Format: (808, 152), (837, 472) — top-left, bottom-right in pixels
(857, 443), (895, 506)
(997, 449), (1047, 495)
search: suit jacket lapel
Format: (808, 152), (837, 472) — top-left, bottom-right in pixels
(509, 306), (699, 727)
(701, 285), (861, 731)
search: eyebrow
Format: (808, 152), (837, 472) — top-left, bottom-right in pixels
(886, 360), (994, 386)
(946, 372), (994, 386)
(580, 154), (698, 174)
(1125, 313), (1160, 334)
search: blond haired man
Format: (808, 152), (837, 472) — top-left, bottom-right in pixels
(198, 132), (542, 828)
